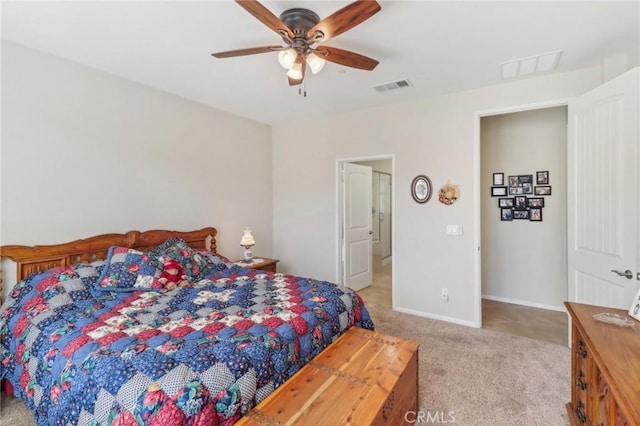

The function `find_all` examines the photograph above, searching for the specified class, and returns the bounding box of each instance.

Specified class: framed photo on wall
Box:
[498,198,514,208]
[411,175,433,203]
[491,186,507,197]
[527,198,545,208]
[534,185,552,196]
[501,208,513,221]
[513,210,529,220]
[529,208,543,222]
[493,173,504,186]
[536,171,549,185]
[508,175,534,195]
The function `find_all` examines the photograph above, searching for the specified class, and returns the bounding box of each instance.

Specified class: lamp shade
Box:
[240,227,255,247]
[307,53,326,74]
[286,61,303,80]
[277,49,297,69]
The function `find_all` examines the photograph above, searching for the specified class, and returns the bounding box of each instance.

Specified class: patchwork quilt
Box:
[0,240,373,425]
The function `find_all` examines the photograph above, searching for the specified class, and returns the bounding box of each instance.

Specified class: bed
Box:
[0,227,374,425]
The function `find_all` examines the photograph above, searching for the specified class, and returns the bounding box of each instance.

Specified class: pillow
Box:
[149,238,208,281]
[96,246,164,292]
[198,250,232,274]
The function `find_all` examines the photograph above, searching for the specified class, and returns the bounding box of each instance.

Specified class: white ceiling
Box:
[2,1,639,125]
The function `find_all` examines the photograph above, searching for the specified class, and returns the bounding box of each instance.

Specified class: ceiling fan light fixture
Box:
[277,49,297,69]
[286,62,303,80]
[307,53,326,74]
[211,1,382,87]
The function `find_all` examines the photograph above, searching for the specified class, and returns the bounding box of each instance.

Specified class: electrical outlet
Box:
[441,288,449,302]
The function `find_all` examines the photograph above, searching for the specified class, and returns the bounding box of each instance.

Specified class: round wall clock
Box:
[411,175,432,203]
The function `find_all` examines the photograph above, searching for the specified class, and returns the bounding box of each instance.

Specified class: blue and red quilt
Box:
[0,240,373,425]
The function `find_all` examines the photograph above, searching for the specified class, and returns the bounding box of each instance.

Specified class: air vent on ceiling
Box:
[372,79,413,93]
[501,51,562,80]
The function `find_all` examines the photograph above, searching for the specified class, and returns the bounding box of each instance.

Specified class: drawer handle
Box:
[576,370,587,391]
[577,339,587,358]
[576,401,587,424]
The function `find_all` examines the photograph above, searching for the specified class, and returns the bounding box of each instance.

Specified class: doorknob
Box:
[369,230,374,235]
[610,269,633,279]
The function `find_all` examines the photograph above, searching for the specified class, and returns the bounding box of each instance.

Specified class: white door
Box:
[342,162,373,291]
[567,67,639,308]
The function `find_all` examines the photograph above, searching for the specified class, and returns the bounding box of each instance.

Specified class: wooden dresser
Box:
[565,302,640,425]
[237,327,419,425]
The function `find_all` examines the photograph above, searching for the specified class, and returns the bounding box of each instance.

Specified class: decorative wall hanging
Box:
[491,170,552,222]
[411,175,432,203]
[438,183,460,206]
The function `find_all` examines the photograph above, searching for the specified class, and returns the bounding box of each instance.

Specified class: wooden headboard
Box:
[0,227,217,297]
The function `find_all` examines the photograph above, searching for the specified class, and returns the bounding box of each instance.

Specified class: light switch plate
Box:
[446,225,463,236]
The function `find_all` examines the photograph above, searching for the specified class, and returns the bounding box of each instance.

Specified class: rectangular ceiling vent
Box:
[373,79,413,93]
[501,51,562,80]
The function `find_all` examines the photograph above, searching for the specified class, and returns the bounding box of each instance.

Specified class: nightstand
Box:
[234,257,279,273]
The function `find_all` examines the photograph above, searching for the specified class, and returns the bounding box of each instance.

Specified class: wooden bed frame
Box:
[0,227,217,299]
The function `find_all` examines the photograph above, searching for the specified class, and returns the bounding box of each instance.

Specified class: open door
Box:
[567,67,639,308]
[341,162,373,291]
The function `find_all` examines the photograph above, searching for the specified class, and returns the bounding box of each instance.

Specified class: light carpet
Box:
[0,303,570,425]
[367,303,570,425]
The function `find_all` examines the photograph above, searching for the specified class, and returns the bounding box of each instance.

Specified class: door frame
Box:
[473,99,570,328]
[336,155,395,304]
[373,170,393,261]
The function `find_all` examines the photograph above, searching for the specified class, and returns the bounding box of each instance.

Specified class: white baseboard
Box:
[381,255,392,266]
[393,306,480,328]
[482,294,566,312]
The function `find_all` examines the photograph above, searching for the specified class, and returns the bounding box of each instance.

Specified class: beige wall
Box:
[1,41,273,299]
[272,68,603,326]
[481,107,568,310]
[1,40,624,326]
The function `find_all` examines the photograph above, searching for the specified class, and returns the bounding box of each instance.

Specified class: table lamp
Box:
[240,227,255,263]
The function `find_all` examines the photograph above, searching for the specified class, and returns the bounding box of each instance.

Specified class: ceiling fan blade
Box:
[315,46,379,70]
[306,0,381,42]
[236,0,294,40]
[211,45,282,58]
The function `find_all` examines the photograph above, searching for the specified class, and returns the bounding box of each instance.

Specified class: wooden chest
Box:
[237,327,419,425]
[565,302,640,425]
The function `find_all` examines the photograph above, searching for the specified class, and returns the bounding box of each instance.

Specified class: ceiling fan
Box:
[211,0,381,86]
